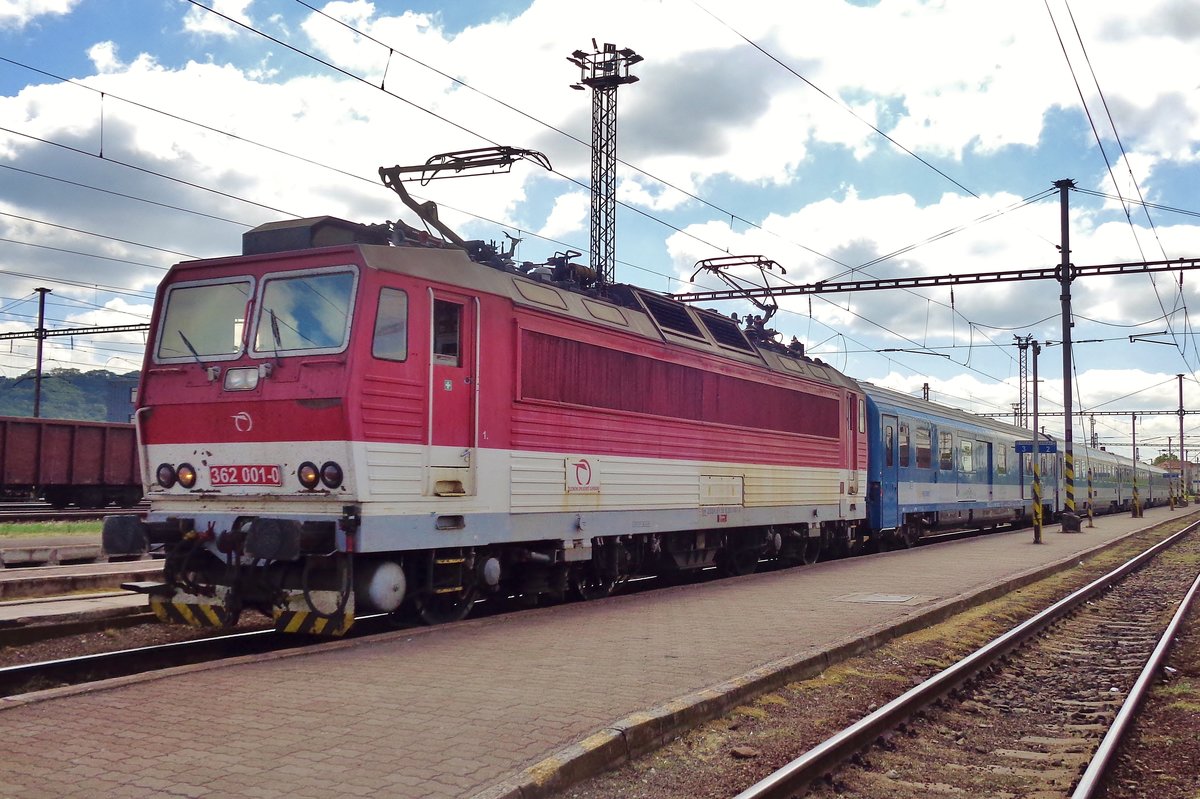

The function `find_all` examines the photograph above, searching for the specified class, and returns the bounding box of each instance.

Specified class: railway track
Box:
[0,502,147,523]
[735,519,1200,799]
[0,626,299,699]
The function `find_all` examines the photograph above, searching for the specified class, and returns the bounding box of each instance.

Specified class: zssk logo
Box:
[573,458,592,488]
[566,456,600,493]
[232,411,253,433]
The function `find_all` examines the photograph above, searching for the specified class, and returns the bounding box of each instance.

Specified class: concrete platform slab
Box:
[0,507,1192,799]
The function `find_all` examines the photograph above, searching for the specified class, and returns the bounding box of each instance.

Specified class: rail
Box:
[731,518,1200,799]
[1071,567,1200,798]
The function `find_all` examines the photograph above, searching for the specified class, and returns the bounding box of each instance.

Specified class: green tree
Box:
[0,368,135,421]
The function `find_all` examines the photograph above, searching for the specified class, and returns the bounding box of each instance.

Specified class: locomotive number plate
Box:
[209,464,282,486]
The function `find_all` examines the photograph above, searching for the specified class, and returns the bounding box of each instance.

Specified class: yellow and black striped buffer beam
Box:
[150,597,231,628]
[273,609,353,637]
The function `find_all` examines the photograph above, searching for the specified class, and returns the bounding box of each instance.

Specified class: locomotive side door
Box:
[428,291,477,448]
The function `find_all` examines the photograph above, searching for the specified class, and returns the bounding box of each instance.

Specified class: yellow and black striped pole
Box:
[1064,451,1075,513]
[1032,460,1042,544]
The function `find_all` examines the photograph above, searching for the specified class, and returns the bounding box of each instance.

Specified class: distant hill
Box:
[0,368,139,423]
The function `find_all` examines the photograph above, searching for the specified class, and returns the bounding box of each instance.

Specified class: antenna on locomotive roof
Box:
[379,147,552,248]
[689,255,785,325]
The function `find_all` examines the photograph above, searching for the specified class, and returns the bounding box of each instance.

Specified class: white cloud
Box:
[537,191,588,240]
[87,41,124,73]
[182,0,254,38]
[0,0,78,30]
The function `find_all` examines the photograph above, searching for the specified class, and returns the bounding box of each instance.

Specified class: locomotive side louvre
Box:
[112,219,869,633]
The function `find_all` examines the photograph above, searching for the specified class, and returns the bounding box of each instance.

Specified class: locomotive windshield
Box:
[251,267,356,355]
[156,279,252,362]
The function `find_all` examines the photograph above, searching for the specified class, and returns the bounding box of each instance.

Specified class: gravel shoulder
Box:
[555,518,1200,799]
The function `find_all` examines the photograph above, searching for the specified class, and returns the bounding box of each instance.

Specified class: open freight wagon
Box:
[0,415,142,507]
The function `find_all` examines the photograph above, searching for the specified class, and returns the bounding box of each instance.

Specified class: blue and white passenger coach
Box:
[863,383,1033,546]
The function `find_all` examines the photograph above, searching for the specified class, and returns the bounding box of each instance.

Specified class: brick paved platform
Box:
[1,506,1192,799]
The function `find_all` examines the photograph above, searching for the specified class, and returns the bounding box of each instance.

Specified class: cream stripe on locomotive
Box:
[144,441,864,548]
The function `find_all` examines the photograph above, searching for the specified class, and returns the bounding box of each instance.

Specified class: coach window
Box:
[915,425,932,468]
[997,446,1008,475]
[939,431,954,470]
[898,423,910,467]
[884,424,895,467]
[960,440,973,472]
[433,300,462,366]
[372,288,408,361]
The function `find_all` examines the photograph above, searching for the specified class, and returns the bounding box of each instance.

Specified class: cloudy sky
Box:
[3,0,1200,459]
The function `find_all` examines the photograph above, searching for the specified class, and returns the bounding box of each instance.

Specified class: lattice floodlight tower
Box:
[568,41,643,287]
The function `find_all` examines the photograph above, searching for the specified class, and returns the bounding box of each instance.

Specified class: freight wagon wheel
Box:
[414,588,477,625]
[77,487,106,508]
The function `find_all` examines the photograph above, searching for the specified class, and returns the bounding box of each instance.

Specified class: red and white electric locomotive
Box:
[105,169,868,635]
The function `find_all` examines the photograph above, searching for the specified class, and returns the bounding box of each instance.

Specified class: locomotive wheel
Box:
[800,536,821,565]
[414,588,476,625]
[571,568,616,601]
[716,546,759,577]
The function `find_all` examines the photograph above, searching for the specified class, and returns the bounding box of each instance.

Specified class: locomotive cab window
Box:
[433,300,462,366]
[372,288,409,361]
[252,267,356,355]
[156,278,252,363]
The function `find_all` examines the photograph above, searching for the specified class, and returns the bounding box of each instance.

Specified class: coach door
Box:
[879,414,900,528]
[979,441,993,499]
[429,291,477,449]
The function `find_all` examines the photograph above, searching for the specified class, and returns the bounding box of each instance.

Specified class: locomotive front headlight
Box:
[222,367,260,391]
[298,461,320,490]
[177,463,198,489]
[319,461,343,488]
[156,463,177,488]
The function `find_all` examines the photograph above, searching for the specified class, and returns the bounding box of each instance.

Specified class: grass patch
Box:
[0,520,102,538]
[732,705,769,721]
[1165,700,1200,713]
[756,694,789,707]
[1156,678,1197,698]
